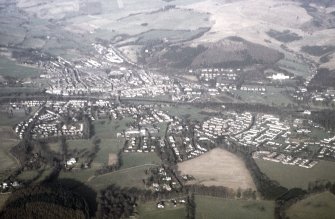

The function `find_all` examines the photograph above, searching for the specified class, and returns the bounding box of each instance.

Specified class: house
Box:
[66,158,76,166]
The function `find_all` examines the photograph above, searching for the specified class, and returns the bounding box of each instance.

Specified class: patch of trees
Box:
[97,185,138,219]
[185,193,196,219]
[11,49,54,65]
[0,183,90,219]
[275,180,335,219]
[161,45,207,69]
[311,110,335,130]
[308,68,335,91]
[301,45,335,56]
[191,37,284,69]
[267,29,302,43]
[298,0,335,8]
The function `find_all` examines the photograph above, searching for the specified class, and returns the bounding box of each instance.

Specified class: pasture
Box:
[195,195,275,219]
[0,193,10,211]
[231,86,295,107]
[138,201,186,219]
[120,152,161,169]
[178,148,256,190]
[0,127,19,180]
[286,192,335,219]
[255,159,335,189]
[0,57,39,79]
[162,105,210,122]
[87,165,154,191]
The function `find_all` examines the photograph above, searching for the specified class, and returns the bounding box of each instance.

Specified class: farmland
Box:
[0,57,39,79]
[255,159,335,189]
[286,192,335,219]
[0,127,19,181]
[120,152,161,169]
[0,193,10,210]
[87,165,154,191]
[138,201,186,219]
[178,148,256,190]
[195,195,275,219]
[162,105,210,122]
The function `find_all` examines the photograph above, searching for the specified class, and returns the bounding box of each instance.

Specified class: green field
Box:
[163,105,210,122]
[255,159,335,189]
[195,195,275,219]
[16,166,53,183]
[59,118,161,192]
[120,152,161,169]
[0,110,30,126]
[0,57,39,79]
[138,201,186,219]
[94,118,134,138]
[0,127,19,179]
[67,139,93,151]
[87,165,154,191]
[286,192,335,219]
[94,138,124,165]
[231,86,295,107]
[0,193,10,210]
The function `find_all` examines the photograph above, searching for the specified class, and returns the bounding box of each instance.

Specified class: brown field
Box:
[182,75,198,82]
[108,153,118,166]
[183,0,311,46]
[178,148,255,190]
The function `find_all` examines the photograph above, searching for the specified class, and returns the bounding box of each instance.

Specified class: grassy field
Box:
[286,192,335,219]
[0,127,19,179]
[255,159,335,189]
[0,193,10,211]
[195,195,275,219]
[93,138,125,167]
[87,165,155,191]
[67,139,93,151]
[94,118,134,138]
[163,105,210,122]
[231,86,295,107]
[0,57,39,79]
[16,166,53,183]
[178,148,255,190]
[138,201,186,219]
[120,152,161,169]
[0,110,29,126]
[59,118,161,192]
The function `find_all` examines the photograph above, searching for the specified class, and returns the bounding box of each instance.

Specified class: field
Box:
[182,0,311,46]
[87,165,155,191]
[0,127,19,180]
[0,57,39,79]
[120,152,161,169]
[178,148,256,190]
[255,159,335,189]
[58,118,162,192]
[108,153,117,166]
[138,201,186,219]
[16,166,53,183]
[286,192,335,219]
[195,195,275,219]
[0,193,10,211]
[162,105,210,122]
[231,87,295,107]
